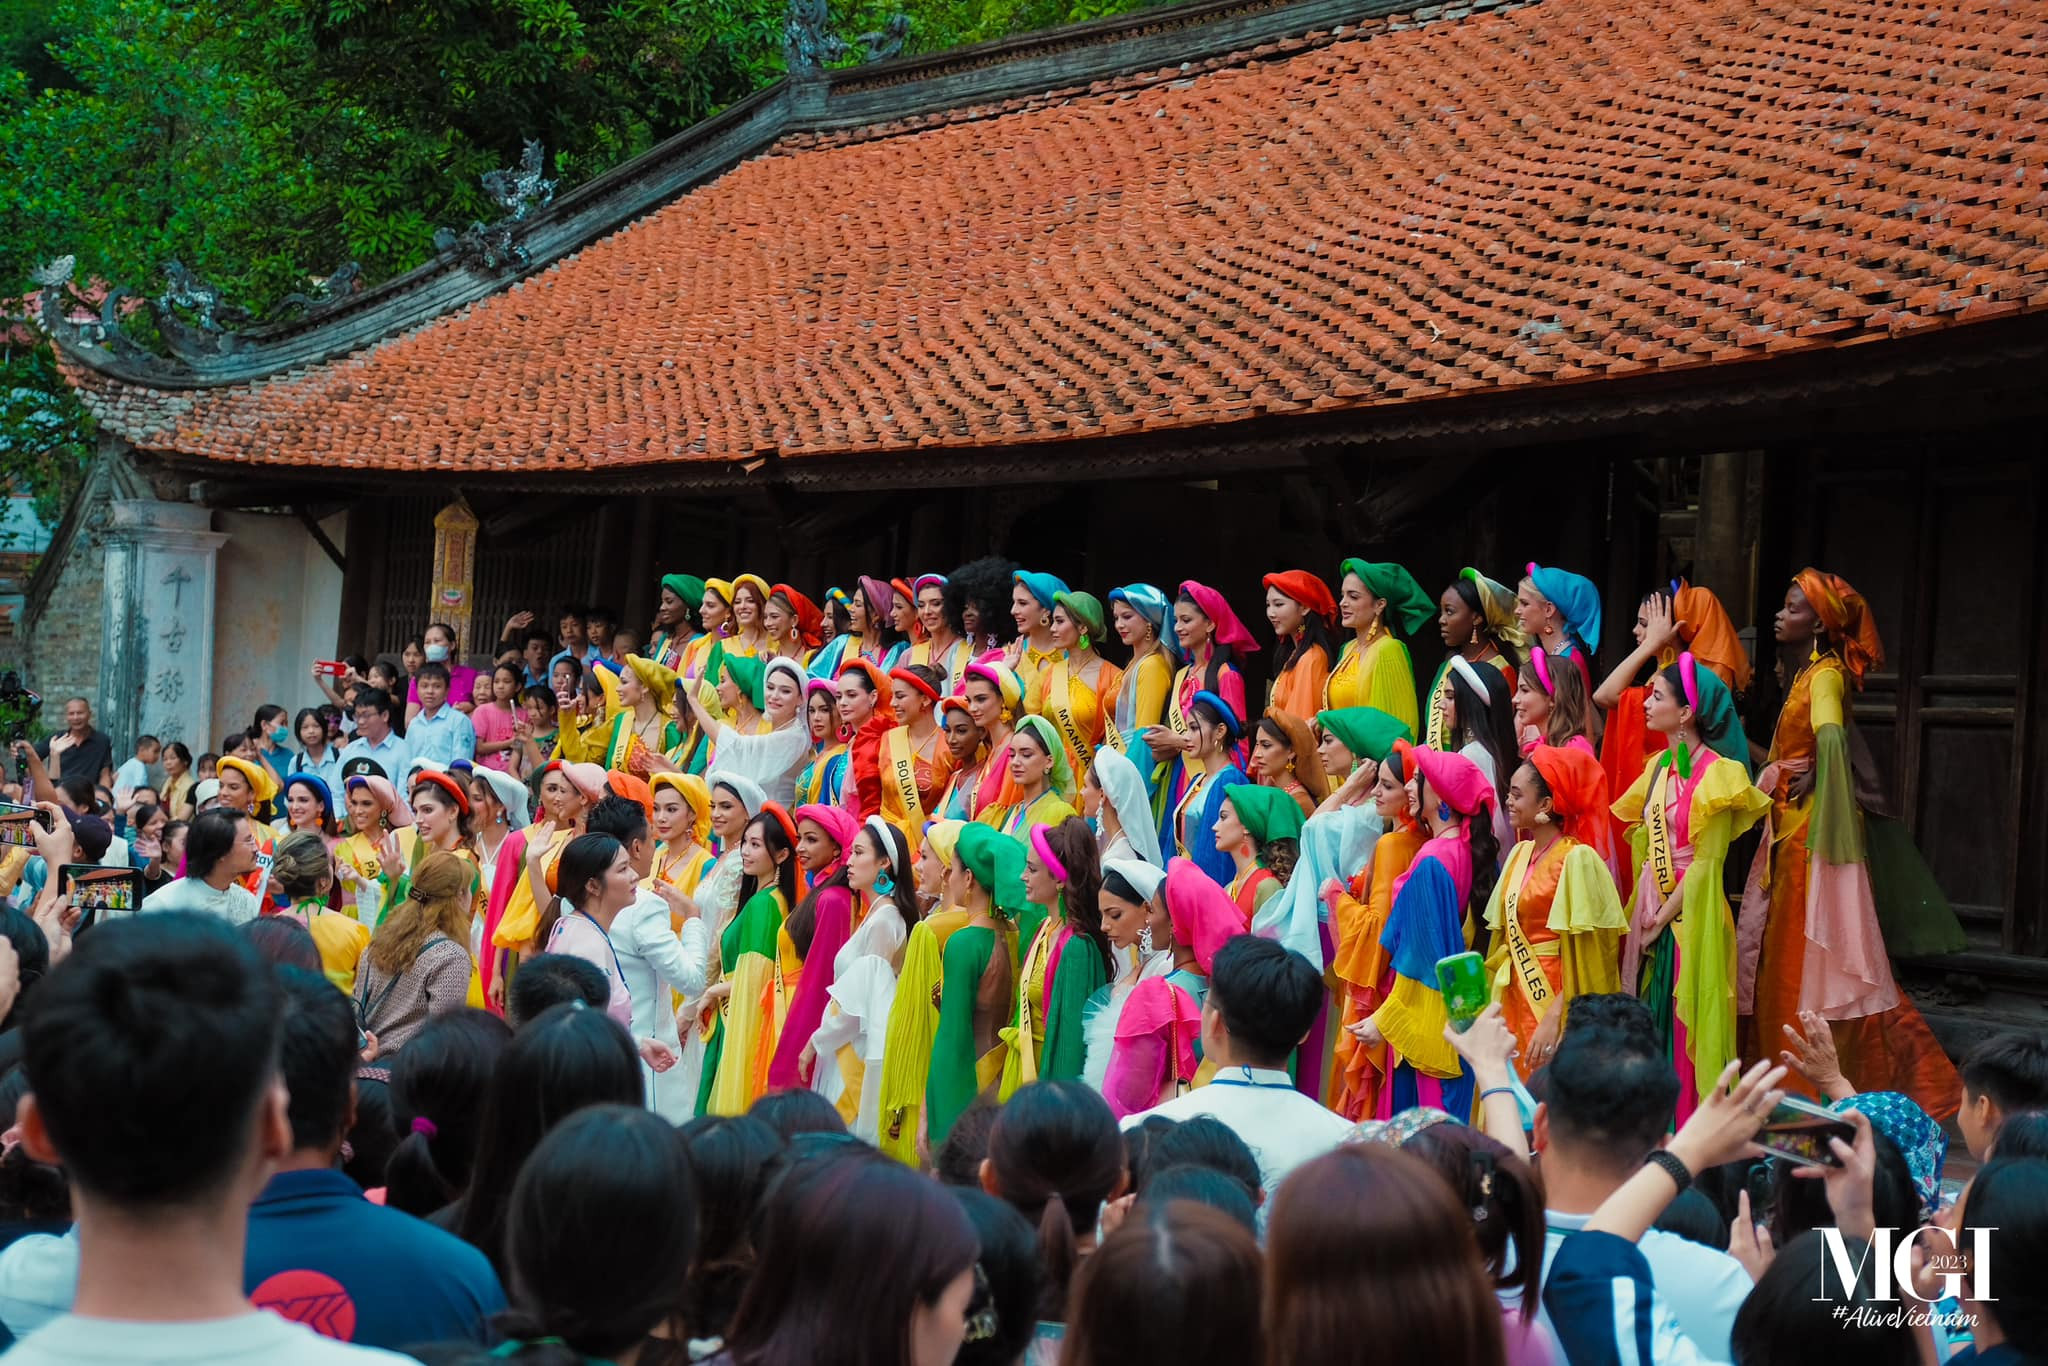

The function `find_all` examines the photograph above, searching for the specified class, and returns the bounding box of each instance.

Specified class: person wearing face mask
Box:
[251,705,295,784]
[407,622,480,725]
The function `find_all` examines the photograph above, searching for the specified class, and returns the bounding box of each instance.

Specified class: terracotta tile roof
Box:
[59,0,2048,472]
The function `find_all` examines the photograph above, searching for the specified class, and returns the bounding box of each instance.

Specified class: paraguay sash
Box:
[1502,847,1556,1018]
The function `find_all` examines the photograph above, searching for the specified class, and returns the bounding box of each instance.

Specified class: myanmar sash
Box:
[1502,849,1556,1018]
[884,726,925,830]
[1047,663,1090,771]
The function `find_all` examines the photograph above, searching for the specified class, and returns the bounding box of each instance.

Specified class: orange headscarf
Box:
[606,771,654,820]
[1794,568,1883,688]
[1671,580,1752,693]
[1527,744,1613,850]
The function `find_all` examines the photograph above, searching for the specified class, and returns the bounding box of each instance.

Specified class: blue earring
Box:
[874,873,895,896]
[1438,801,1453,823]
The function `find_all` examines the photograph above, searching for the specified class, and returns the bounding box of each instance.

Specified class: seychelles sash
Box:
[1047,664,1090,771]
[884,726,925,830]
[1501,851,1556,1017]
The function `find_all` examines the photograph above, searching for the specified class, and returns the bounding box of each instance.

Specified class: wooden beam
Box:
[297,506,347,573]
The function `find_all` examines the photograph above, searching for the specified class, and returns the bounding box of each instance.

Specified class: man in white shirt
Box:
[1531,996,1754,1360]
[586,794,709,1121]
[140,809,261,925]
[1122,935,1350,1200]
[6,911,409,1364]
[337,688,410,783]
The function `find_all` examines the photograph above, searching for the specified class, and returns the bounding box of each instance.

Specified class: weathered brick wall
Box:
[23,520,105,736]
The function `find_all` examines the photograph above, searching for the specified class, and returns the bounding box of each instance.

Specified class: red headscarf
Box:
[409,771,470,816]
[1260,570,1337,625]
[890,666,943,707]
[772,583,825,648]
[890,577,924,642]
[1794,569,1883,688]
[1178,581,1261,654]
[1526,744,1613,849]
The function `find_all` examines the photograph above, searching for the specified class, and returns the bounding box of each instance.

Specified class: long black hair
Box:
[1447,662,1518,811]
[454,1003,644,1279]
[1177,588,1236,694]
[735,813,800,916]
[784,826,850,961]
[1270,598,1336,685]
[534,831,623,948]
[986,1080,1127,1322]
[1045,817,1111,982]
[676,1115,787,1345]
[862,820,921,926]
[385,1008,514,1218]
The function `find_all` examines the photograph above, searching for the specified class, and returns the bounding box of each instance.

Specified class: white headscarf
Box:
[1104,857,1167,907]
[1092,745,1162,868]
[708,770,767,815]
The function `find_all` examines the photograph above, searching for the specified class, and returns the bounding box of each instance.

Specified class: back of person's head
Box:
[1540,1022,1678,1174]
[1730,1230,1920,1366]
[1136,1165,1258,1233]
[184,808,246,880]
[950,1187,1042,1366]
[1769,1127,1920,1247]
[984,1080,1127,1320]
[22,912,284,1206]
[497,1105,696,1365]
[242,916,322,975]
[345,1072,400,1191]
[1993,1108,2048,1160]
[934,1099,1002,1187]
[274,967,358,1153]
[584,793,649,848]
[1206,935,1322,1066]
[386,1008,515,1217]
[1265,1144,1504,1366]
[507,953,610,1027]
[1121,1115,1180,1193]
[749,1087,847,1141]
[58,774,97,813]
[1143,1115,1260,1205]
[0,908,48,1030]
[0,1067,67,1224]
[1066,1199,1263,1366]
[457,1002,643,1275]
[1653,1186,1732,1249]
[725,1149,977,1364]
[1960,1157,2048,1354]
[1963,1032,2048,1114]
[1403,1121,1545,1304]
[1560,992,1660,1047]
[677,1115,787,1343]
[271,830,333,901]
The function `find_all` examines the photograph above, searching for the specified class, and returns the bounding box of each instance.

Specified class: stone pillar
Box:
[99,500,229,754]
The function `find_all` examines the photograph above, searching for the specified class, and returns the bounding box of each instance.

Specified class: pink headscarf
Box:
[560,761,610,806]
[345,775,414,828]
[1399,741,1496,818]
[1178,581,1261,655]
[795,802,860,875]
[1164,858,1245,973]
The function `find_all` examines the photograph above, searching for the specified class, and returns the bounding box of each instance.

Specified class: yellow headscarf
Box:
[650,772,712,845]
[218,755,279,806]
[924,818,965,869]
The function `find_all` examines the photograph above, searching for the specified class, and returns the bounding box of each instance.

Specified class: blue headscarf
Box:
[1525,562,1603,652]
[1191,689,1243,739]
[1833,1091,1946,1221]
[284,772,335,821]
[1012,570,1069,612]
[1108,584,1177,661]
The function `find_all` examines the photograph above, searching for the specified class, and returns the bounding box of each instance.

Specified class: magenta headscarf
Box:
[1163,857,1244,973]
[794,803,860,875]
[766,803,862,1090]
[1399,741,1496,818]
[1178,581,1261,654]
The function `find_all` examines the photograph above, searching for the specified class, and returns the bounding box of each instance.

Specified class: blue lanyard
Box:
[1206,1068,1291,1090]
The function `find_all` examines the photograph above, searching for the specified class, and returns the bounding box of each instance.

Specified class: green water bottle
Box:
[1436,951,1489,1032]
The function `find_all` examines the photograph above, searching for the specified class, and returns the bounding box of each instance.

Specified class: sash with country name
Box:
[1644,761,1681,900]
[1046,661,1091,773]
[884,726,925,831]
[1502,846,1556,1017]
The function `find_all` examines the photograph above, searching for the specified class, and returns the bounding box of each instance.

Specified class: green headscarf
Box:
[661,573,709,613]
[956,824,1028,916]
[1011,714,1075,798]
[1316,706,1413,765]
[1338,559,1434,637]
[1223,783,1307,845]
[718,652,767,711]
[1052,590,1106,643]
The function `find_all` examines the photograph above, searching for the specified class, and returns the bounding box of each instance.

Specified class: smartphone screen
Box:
[1758,1096,1855,1168]
[63,864,146,928]
[0,803,49,849]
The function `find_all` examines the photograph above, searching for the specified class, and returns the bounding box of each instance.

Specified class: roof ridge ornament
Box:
[433,141,558,272]
[786,0,909,76]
